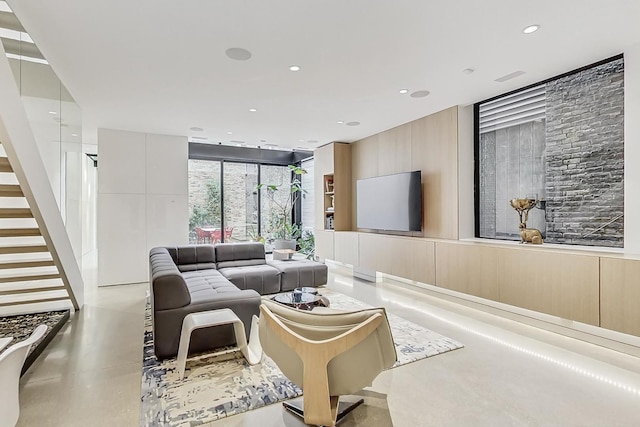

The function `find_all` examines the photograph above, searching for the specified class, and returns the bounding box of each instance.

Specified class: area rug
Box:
[140,289,463,426]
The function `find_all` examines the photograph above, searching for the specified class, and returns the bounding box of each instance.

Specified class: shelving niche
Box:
[323,174,335,230]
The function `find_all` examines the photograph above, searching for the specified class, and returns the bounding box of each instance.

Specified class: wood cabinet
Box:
[435,241,499,301]
[600,257,640,336]
[313,143,352,232]
[496,247,600,326]
[314,230,335,260]
[334,232,359,267]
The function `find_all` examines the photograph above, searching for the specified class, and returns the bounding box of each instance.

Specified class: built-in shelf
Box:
[324,174,335,230]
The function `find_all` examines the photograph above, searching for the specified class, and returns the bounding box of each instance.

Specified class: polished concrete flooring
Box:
[16,267,640,427]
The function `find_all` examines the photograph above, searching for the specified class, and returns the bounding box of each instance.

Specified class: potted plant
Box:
[257,165,307,257]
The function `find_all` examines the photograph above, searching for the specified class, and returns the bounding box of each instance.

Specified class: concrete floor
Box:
[16,267,640,427]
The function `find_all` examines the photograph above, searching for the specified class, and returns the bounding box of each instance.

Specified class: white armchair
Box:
[259,299,397,426]
[0,324,47,427]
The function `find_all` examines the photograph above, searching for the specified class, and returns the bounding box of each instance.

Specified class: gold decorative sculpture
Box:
[519,223,543,244]
[509,198,543,244]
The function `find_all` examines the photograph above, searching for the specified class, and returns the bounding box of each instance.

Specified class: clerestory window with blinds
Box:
[475,55,624,248]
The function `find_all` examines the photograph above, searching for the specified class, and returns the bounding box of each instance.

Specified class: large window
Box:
[300,158,315,232]
[188,160,221,243]
[476,56,624,247]
[223,162,259,243]
[187,148,313,246]
[260,165,292,241]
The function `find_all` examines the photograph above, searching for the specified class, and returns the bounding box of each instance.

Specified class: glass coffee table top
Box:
[272,291,329,310]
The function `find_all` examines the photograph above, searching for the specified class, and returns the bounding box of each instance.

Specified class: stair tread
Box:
[0,273,61,283]
[0,285,66,296]
[0,259,55,269]
[0,208,32,218]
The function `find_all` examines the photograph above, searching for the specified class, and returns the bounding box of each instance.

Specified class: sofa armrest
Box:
[152,271,191,310]
[150,247,191,310]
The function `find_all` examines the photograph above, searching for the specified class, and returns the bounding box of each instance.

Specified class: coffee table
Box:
[272,291,329,311]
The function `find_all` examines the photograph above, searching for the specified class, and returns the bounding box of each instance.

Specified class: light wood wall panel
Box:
[334,231,359,267]
[351,135,379,228]
[411,106,459,239]
[377,124,412,176]
[315,230,335,260]
[333,143,352,231]
[496,248,600,326]
[435,242,499,301]
[600,257,640,336]
[313,144,334,231]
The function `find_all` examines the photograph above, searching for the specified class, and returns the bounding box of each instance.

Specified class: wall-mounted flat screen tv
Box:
[356,170,422,232]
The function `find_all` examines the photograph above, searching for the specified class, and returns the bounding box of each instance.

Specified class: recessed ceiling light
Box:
[249,108,257,112]
[462,68,475,75]
[410,90,430,98]
[227,131,233,135]
[289,65,301,72]
[337,121,344,124]
[71,133,78,137]
[523,24,540,34]
[299,139,305,142]
[399,89,409,94]
[225,47,252,61]
[346,121,360,126]
[48,111,57,115]
[190,126,204,132]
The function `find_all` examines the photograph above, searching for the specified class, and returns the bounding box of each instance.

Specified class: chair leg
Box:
[283,397,364,426]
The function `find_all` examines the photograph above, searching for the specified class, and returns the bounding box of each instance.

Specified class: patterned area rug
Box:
[140,289,463,426]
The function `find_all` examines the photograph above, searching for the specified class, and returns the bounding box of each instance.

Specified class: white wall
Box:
[97,129,188,285]
[457,105,475,239]
[624,44,640,255]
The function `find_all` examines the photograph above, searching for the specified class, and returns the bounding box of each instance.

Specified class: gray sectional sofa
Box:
[149,242,327,359]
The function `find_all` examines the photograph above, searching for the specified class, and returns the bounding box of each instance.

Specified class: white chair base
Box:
[176,309,261,379]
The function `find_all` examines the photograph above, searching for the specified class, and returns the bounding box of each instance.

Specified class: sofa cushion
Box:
[165,245,217,272]
[215,242,267,269]
[218,264,281,295]
[181,269,241,304]
[267,259,328,291]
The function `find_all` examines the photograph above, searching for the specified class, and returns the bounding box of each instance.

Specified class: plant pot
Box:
[273,239,296,260]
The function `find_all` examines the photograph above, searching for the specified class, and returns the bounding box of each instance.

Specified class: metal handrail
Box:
[581,214,624,238]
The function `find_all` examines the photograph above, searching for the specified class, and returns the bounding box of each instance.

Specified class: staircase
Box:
[0,142,76,315]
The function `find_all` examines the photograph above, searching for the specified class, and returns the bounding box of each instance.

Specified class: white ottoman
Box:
[176,309,261,379]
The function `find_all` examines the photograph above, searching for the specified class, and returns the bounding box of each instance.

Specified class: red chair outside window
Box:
[210,228,222,244]
[223,226,234,242]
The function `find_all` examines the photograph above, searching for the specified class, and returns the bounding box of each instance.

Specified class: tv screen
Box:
[356,171,422,232]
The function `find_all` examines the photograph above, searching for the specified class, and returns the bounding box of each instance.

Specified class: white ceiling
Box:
[7,0,640,150]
